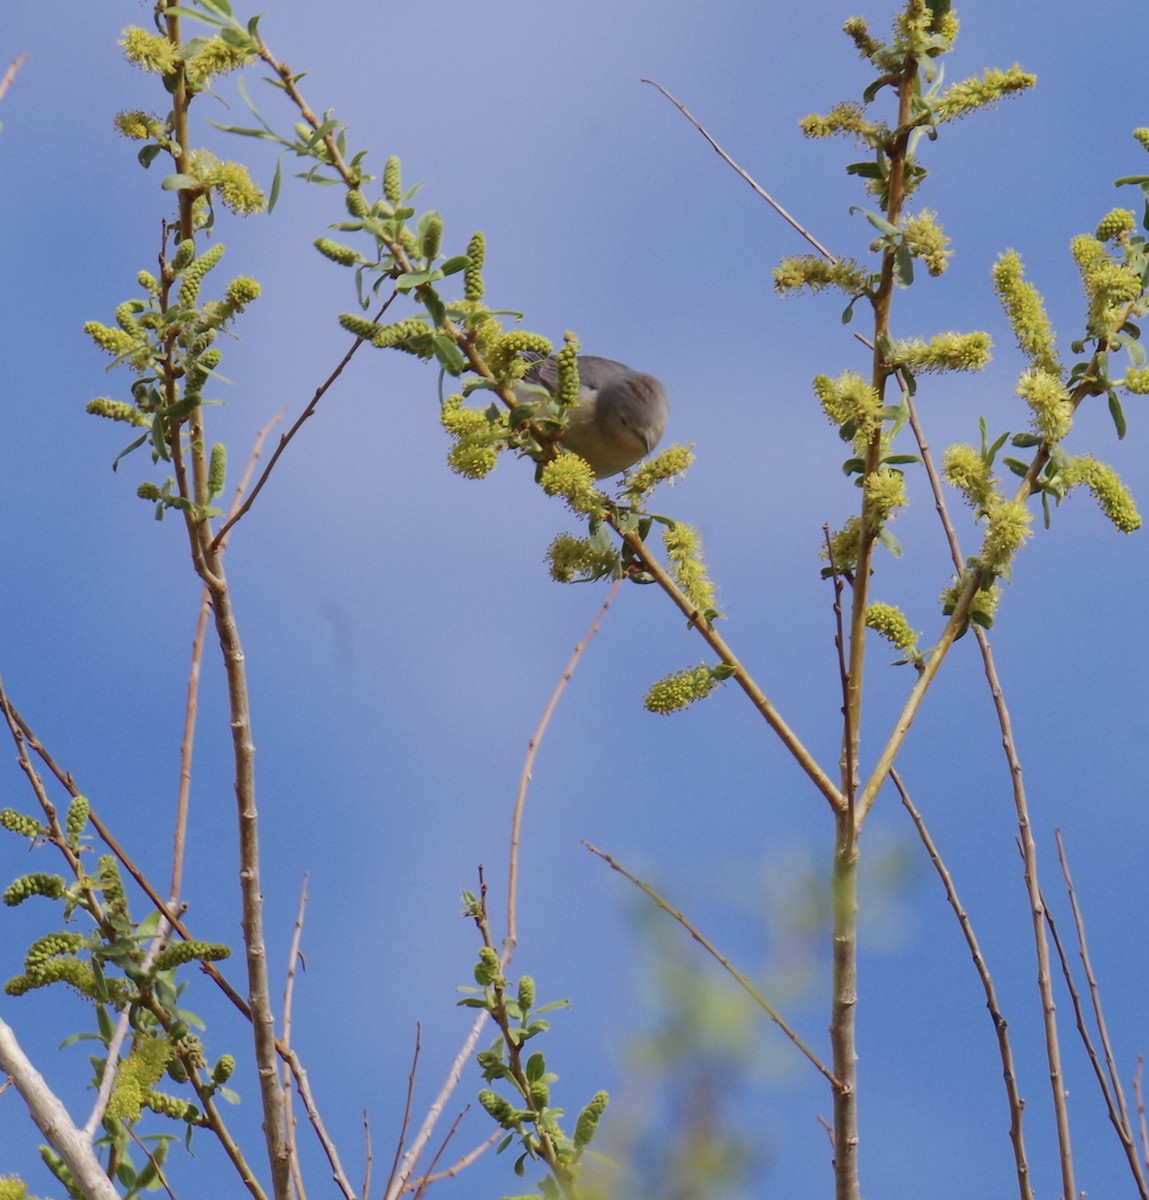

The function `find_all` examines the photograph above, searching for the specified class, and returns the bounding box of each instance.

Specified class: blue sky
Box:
[2,2,1147,1198]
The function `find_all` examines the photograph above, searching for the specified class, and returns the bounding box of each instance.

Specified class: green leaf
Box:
[882,453,921,466]
[162,6,228,28]
[1011,432,1041,447]
[877,526,902,558]
[986,429,1010,462]
[431,335,466,375]
[1107,389,1128,439]
[268,157,283,212]
[845,161,883,180]
[161,174,199,192]
[1001,456,1029,477]
[439,255,470,277]
[423,289,447,328]
[852,207,899,237]
[137,144,163,169]
[529,999,569,1017]
[525,1052,546,1082]
[112,433,149,473]
[893,243,914,287]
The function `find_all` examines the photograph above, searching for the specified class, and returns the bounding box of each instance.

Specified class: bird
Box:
[518,353,669,479]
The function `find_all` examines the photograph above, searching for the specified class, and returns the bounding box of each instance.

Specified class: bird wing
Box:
[521,354,630,394]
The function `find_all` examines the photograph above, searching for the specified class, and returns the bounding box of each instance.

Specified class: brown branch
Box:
[892,365,1077,1199]
[404,1130,500,1191]
[822,526,856,819]
[407,1107,468,1200]
[618,527,843,810]
[126,1122,179,1200]
[0,51,28,104]
[362,1110,374,1200]
[174,412,283,903]
[1053,831,1149,1198]
[210,321,390,549]
[582,840,841,1090]
[1135,1059,1149,1175]
[383,1028,421,1200]
[382,1011,490,1200]
[892,769,1031,1200]
[282,873,310,1200]
[507,579,620,950]
[641,78,837,260]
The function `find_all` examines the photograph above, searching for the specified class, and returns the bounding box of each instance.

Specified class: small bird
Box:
[519,353,669,479]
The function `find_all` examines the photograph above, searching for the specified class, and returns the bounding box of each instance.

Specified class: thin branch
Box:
[174,411,282,902]
[407,1106,467,1200]
[1053,831,1149,1198]
[822,526,856,820]
[892,769,1031,1200]
[618,527,844,811]
[507,579,621,950]
[84,923,171,1137]
[892,368,1076,1198]
[582,840,841,1091]
[210,326,389,549]
[405,1130,500,1191]
[382,1010,491,1200]
[173,590,209,903]
[0,51,28,104]
[282,873,311,1200]
[362,1110,374,1200]
[126,1122,179,1200]
[641,78,837,260]
[1134,1059,1149,1174]
[384,1028,421,1200]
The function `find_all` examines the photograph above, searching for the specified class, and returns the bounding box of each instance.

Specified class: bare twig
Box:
[822,526,856,819]
[641,78,837,261]
[1053,832,1149,1198]
[407,1106,468,1200]
[384,1027,422,1200]
[617,527,844,811]
[382,1010,491,1200]
[282,873,311,1200]
[210,327,390,549]
[1134,1059,1149,1174]
[174,412,282,903]
[893,367,1075,1198]
[126,1122,179,1200]
[507,579,621,949]
[892,769,1031,1200]
[582,840,841,1090]
[405,1129,500,1191]
[362,1111,374,1200]
[173,591,209,903]
[0,51,28,104]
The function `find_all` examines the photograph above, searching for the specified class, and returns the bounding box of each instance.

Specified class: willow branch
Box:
[618,527,843,809]
[641,78,837,260]
[583,840,841,1090]
[507,580,620,949]
[1054,831,1149,1198]
[893,769,1031,1200]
